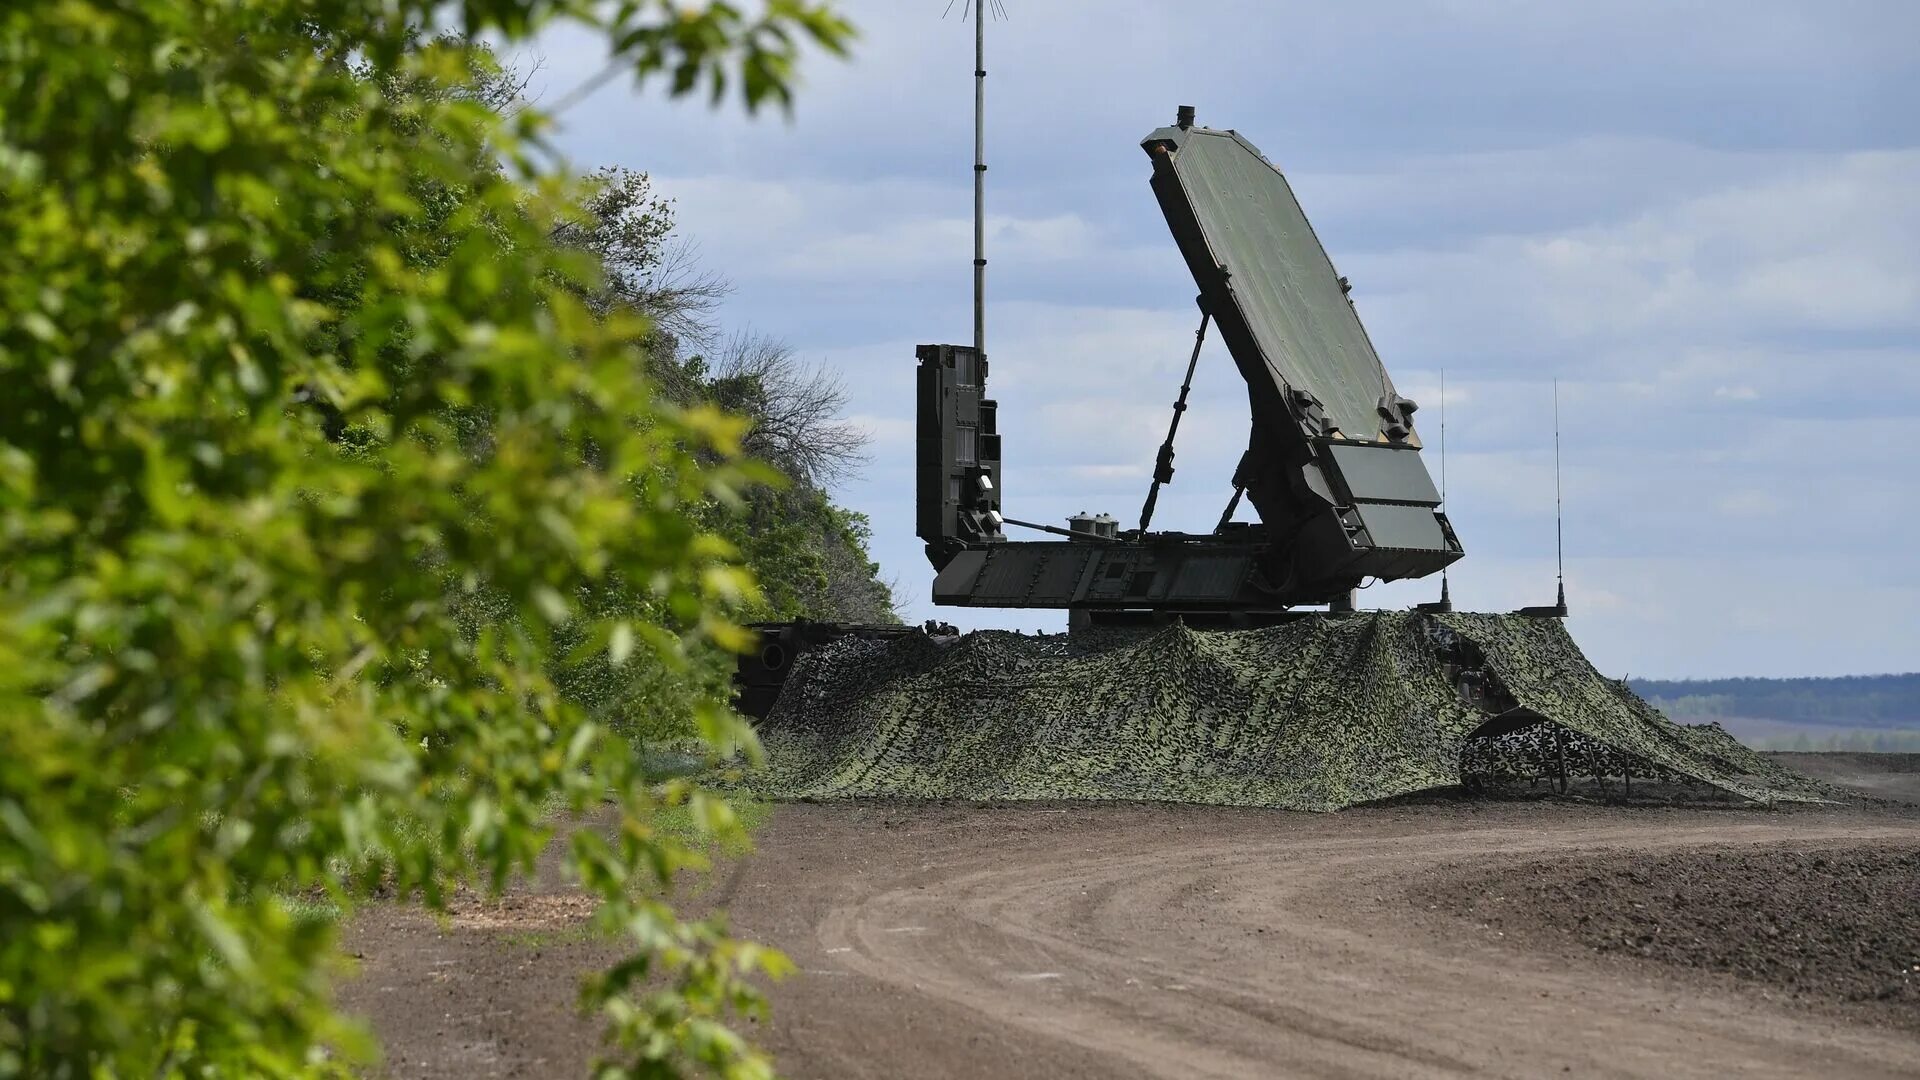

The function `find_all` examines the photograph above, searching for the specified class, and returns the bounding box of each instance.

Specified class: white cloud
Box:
[846,413,912,447]
[1713,491,1787,518]
[1354,150,1920,374]
[774,212,1099,279]
[1064,464,1145,483]
[1374,552,1920,678]
[523,1,1920,676]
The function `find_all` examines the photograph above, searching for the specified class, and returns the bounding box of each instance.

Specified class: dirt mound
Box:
[754,612,1829,811]
[1417,843,1920,1031]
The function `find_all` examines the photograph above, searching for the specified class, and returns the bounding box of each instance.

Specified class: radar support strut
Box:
[1139,306,1211,531]
[1214,485,1245,533]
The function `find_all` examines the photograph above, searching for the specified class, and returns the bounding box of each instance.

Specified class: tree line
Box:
[1632,673,1920,728]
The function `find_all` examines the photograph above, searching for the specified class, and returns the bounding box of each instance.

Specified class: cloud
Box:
[651,173,1115,286]
[1713,491,1788,518]
[846,413,912,447]
[791,141,1920,671]
[522,1,1920,677]
[1373,553,1920,678]
[775,212,1099,280]
[520,0,1920,179]
[1353,150,1920,376]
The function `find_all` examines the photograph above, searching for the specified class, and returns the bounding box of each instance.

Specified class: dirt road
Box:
[341,797,1920,1078]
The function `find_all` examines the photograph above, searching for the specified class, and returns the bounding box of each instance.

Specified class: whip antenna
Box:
[1439,369,1450,606]
[1517,378,1569,618]
[962,0,1001,358]
[1418,369,1453,613]
[1553,378,1566,609]
[1554,379,1563,591]
[941,1,997,353]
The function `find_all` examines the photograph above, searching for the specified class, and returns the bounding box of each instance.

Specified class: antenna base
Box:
[1518,581,1568,619]
[1415,575,1453,614]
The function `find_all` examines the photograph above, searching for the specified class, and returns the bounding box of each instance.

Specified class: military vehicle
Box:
[737,106,1482,715]
[918,106,1461,626]
[727,97,1827,812]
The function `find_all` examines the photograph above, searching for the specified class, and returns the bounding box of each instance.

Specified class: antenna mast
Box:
[1553,379,1564,592]
[1517,379,1571,618]
[971,0,986,359]
[1417,369,1454,613]
[1439,369,1450,605]
[1440,370,1448,504]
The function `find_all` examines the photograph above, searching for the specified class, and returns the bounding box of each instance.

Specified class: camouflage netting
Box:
[751,612,1830,811]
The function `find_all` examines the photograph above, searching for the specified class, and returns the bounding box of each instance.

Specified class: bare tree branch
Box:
[707,331,868,487]
[624,237,728,351]
[549,168,730,351]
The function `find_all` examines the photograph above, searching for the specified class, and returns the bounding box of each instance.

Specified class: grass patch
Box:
[278,893,344,930]
[651,792,770,857]
[498,922,619,950]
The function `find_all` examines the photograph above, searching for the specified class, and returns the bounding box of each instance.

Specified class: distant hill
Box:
[1629,673,1920,750]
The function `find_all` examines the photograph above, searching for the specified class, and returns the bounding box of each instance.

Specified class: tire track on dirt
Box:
[812,813,1920,1079]
[339,801,1920,1078]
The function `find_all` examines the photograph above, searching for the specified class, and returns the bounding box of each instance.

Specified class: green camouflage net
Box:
[752,612,1829,811]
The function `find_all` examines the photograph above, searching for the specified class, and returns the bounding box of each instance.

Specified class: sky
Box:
[515,1,1920,680]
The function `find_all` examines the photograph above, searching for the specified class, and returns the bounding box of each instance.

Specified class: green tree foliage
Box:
[527,150,899,631]
[683,334,895,625]
[552,165,730,346]
[540,163,897,628]
[732,495,895,624]
[0,2,850,1077]
[529,162,897,746]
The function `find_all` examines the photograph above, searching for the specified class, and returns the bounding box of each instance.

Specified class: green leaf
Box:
[1,3,844,1073]
[532,585,571,624]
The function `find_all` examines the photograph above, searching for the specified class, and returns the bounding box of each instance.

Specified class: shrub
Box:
[0,2,850,1076]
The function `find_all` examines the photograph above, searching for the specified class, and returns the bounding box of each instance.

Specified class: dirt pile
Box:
[1418,844,1920,1030]
[753,612,1829,810]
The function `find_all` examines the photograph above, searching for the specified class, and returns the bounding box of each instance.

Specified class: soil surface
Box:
[1767,752,1920,804]
[1416,843,1920,1030]
[339,788,1920,1079]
